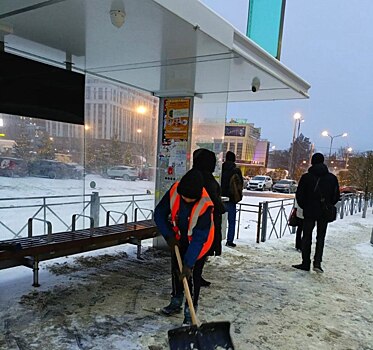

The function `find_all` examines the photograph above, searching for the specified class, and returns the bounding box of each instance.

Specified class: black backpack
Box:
[229,172,243,203]
[314,177,337,222]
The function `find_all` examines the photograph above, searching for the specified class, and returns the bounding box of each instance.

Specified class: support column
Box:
[153,96,194,249]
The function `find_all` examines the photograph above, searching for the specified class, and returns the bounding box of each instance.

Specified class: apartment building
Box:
[224,119,269,175]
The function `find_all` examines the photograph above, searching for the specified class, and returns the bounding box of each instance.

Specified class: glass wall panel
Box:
[83,76,159,225]
[0,113,85,240]
[191,94,229,181]
[0,76,159,241]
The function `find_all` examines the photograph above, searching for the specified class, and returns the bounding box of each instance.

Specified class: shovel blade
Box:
[168,324,199,350]
[168,321,234,350]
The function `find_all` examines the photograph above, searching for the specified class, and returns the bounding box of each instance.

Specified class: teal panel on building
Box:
[246,0,286,59]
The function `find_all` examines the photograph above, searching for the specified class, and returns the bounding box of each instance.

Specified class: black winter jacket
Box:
[296,163,340,220]
[197,171,225,256]
[221,161,243,203]
[192,148,226,256]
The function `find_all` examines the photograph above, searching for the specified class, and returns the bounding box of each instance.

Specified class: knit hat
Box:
[311,153,325,165]
[226,151,236,162]
[177,169,203,199]
[193,148,216,173]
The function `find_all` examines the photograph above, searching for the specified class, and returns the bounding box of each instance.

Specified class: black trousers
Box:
[170,246,206,307]
[295,219,304,250]
[301,218,328,266]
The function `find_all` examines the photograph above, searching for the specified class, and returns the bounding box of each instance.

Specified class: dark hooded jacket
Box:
[193,149,225,256]
[221,160,243,203]
[296,163,340,220]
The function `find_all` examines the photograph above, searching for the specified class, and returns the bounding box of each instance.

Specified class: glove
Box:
[166,236,179,250]
[179,265,192,281]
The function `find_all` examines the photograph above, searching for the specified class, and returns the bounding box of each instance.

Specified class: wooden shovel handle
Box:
[174,245,199,326]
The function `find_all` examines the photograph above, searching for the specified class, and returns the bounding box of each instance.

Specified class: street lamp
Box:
[137,129,144,175]
[136,106,147,115]
[321,130,348,159]
[345,147,353,169]
[289,112,303,178]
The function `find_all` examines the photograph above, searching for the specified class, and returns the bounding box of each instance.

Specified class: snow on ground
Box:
[0,177,372,349]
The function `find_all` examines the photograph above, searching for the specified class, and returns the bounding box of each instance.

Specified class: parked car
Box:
[339,186,364,194]
[29,159,72,179]
[65,163,85,179]
[0,157,28,177]
[139,167,156,181]
[247,175,273,191]
[272,179,298,193]
[107,165,139,181]
[243,176,250,189]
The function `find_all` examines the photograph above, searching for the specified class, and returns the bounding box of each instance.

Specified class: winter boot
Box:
[182,305,197,326]
[200,277,211,287]
[313,263,324,273]
[161,296,183,316]
[292,263,310,271]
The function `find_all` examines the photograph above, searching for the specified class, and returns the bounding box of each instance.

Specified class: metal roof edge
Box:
[153,0,235,48]
[233,31,311,98]
[153,0,310,99]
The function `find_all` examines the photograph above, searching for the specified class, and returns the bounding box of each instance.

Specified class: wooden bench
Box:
[0,209,159,286]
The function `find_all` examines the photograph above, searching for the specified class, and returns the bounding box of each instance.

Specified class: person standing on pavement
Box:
[292,153,340,273]
[221,151,243,247]
[193,148,226,286]
[294,198,304,252]
[154,169,214,325]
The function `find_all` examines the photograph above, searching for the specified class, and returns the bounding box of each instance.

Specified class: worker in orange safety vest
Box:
[154,168,214,326]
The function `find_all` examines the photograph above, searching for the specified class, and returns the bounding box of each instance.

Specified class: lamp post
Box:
[289,112,303,179]
[136,104,147,166]
[321,131,348,159]
[345,147,352,169]
[137,128,144,176]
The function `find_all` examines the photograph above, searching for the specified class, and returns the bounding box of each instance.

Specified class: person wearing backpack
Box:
[221,151,243,247]
[292,153,340,273]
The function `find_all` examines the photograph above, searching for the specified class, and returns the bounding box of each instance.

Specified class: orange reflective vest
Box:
[169,182,214,260]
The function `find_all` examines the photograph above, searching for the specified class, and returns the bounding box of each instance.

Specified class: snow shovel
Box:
[168,245,234,350]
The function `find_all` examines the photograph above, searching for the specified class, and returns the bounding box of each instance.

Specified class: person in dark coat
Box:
[154,169,214,325]
[221,151,243,247]
[294,199,304,251]
[193,148,226,286]
[293,153,340,273]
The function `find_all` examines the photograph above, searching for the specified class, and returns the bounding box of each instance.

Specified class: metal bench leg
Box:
[32,256,40,287]
[137,242,142,259]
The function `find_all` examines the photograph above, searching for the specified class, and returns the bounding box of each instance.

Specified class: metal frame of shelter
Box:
[0,0,311,249]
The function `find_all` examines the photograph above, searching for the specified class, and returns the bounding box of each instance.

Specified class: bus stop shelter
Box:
[0,0,311,259]
[0,0,310,221]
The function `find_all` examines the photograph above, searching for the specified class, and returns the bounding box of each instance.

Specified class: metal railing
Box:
[236,202,261,243]
[0,192,154,241]
[0,194,92,239]
[1,191,371,242]
[235,192,372,243]
[338,193,372,219]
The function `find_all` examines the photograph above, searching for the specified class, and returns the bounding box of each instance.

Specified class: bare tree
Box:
[347,151,373,218]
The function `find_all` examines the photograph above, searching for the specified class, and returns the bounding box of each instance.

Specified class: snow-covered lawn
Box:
[0,176,372,349]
